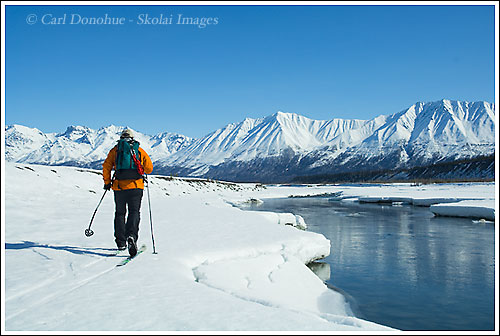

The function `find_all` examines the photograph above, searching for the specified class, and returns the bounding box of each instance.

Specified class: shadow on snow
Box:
[5,241,117,257]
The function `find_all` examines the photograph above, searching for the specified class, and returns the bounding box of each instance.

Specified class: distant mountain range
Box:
[5,99,496,183]
[5,124,195,168]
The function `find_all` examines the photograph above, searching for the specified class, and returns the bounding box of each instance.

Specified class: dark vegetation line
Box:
[291,154,495,184]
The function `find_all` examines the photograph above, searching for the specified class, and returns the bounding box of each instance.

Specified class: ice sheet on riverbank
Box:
[247,182,496,221]
[4,163,392,331]
[430,199,495,221]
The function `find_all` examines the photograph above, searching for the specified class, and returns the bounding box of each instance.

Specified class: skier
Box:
[102,128,153,256]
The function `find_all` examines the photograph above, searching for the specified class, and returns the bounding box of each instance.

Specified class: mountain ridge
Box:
[5,99,495,182]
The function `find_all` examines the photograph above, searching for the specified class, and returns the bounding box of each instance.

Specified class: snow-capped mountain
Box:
[158,112,381,175]
[5,125,195,169]
[5,99,495,182]
[303,100,496,174]
[155,99,495,181]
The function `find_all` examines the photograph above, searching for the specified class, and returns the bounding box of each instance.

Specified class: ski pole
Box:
[85,189,108,237]
[145,175,157,254]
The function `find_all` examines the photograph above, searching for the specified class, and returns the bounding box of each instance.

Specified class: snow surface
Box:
[3,163,392,331]
[3,162,495,332]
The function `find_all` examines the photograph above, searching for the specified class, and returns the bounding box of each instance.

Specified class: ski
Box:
[116,244,147,267]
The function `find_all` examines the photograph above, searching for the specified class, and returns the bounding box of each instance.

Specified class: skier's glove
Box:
[104,183,112,190]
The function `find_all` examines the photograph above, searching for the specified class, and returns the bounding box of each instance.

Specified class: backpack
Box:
[114,139,144,180]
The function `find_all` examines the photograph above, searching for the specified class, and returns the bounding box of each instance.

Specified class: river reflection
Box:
[246,198,495,331]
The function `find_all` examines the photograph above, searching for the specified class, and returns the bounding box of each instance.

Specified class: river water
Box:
[245,197,495,331]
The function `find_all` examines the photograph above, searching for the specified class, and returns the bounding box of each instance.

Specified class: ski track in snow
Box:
[5,249,128,321]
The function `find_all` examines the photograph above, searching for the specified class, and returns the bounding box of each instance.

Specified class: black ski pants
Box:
[113,188,143,246]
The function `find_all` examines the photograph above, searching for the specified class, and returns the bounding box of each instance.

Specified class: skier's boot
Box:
[116,240,127,251]
[127,236,138,257]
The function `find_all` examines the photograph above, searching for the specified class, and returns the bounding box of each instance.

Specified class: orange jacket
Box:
[103,146,153,191]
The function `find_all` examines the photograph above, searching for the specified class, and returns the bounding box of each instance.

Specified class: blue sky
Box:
[5,4,496,138]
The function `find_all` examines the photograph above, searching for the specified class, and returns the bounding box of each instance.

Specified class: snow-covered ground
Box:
[3,163,393,331]
[3,163,496,331]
